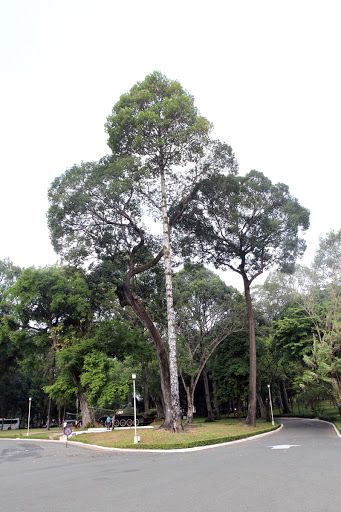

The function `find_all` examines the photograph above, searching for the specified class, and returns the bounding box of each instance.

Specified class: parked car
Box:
[42,421,59,428]
[63,419,78,427]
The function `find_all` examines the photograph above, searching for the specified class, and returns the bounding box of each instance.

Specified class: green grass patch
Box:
[0,430,25,439]
[0,427,63,440]
[334,420,341,434]
[72,419,279,450]
[27,433,62,440]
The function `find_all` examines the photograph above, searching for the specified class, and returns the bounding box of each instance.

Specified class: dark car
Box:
[42,421,59,428]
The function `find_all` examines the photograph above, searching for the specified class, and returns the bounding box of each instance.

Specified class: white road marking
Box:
[268,444,301,449]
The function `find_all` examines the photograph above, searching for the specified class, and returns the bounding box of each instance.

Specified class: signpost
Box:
[132,373,140,444]
[64,426,72,447]
[268,384,275,426]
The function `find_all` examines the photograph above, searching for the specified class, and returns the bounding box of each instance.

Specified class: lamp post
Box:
[268,384,275,426]
[132,373,140,444]
[27,397,32,436]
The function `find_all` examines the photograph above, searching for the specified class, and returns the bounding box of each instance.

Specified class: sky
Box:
[1,0,340,290]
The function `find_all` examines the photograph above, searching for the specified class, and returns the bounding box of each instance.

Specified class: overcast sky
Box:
[1,0,340,289]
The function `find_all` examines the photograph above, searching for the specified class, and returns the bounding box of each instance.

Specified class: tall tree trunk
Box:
[280,379,291,414]
[297,398,301,415]
[160,165,182,433]
[141,358,149,412]
[46,397,52,431]
[116,284,173,428]
[78,391,95,426]
[203,365,214,422]
[185,388,194,425]
[150,394,164,420]
[46,345,56,431]
[257,391,267,420]
[237,396,242,421]
[278,391,284,414]
[232,399,237,418]
[243,277,257,427]
[69,372,95,426]
[180,372,195,425]
[212,372,220,420]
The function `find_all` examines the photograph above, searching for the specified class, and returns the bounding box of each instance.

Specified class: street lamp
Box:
[132,373,140,444]
[268,384,275,426]
[27,397,32,436]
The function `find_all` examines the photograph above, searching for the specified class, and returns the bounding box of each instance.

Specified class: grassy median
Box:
[0,419,279,447]
[71,418,279,450]
[0,427,63,440]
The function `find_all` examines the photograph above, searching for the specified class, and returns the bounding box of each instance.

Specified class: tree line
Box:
[1,72,339,430]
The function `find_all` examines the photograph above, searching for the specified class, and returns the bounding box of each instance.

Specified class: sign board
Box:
[64,426,72,437]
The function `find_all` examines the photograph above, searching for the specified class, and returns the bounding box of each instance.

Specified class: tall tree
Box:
[0,259,22,378]
[0,259,25,421]
[178,170,309,425]
[269,306,314,412]
[6,265,95,427]
[49,72,237,431]
[105,71,213,431]
[299,230,341,409]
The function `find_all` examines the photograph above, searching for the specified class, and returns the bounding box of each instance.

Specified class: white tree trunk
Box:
[160,167,182,432]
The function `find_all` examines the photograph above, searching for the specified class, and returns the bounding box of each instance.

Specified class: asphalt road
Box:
[1,418,340,512]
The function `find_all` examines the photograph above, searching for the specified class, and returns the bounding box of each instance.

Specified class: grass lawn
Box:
[334,420,341,434]
[71,418,279,450]
[0,427,63,440]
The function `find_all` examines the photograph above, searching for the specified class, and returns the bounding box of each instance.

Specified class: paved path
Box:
[0,418,340,512]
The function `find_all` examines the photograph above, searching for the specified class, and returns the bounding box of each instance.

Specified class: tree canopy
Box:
[178,169,310,426]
